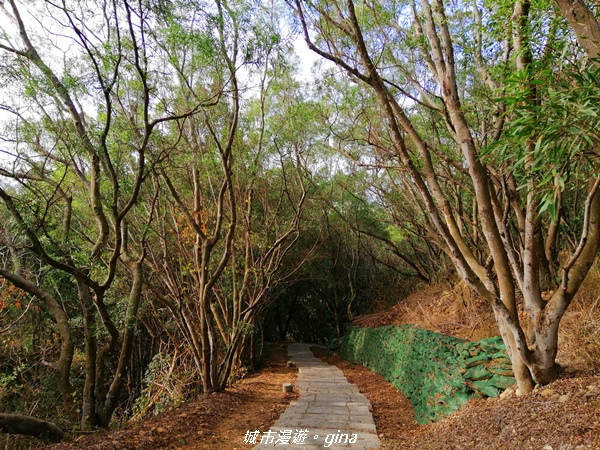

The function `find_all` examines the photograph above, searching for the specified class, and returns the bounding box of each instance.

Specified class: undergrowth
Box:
[362,266,600,372]
[558,266,600,370]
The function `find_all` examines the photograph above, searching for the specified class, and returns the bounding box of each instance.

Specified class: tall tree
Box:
[554,0,600,59]
[288,0,600,392]
[0,0,199,427]
[145,0,311,391]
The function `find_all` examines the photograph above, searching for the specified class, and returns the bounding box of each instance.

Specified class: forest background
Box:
[0,0,599,445]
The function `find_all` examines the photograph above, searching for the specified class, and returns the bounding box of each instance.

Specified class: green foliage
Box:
[131,352,190,419]
[3,0,599,432]
[0,318,71,418]
[484,61,600,221]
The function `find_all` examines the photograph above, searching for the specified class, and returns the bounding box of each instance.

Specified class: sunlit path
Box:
[254,343,380,449]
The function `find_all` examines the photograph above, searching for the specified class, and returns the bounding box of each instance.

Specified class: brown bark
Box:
[5,0,110,258]
[78,278,98,430]
[0,269,74,399]
[554,0,600,60]
[0,413,64,443]
[0,0,201,430]
[289,0,600,393]
[100,257,144,426]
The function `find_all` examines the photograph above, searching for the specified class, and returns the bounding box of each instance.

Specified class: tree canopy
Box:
[0,0,599,440]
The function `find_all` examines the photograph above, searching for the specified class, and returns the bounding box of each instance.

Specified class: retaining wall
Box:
[337,325,515,424]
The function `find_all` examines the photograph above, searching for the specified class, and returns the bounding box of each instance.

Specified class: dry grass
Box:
[356,267,600,372]
[558,266,600,371]
[390,282,498,340]
[354,282,498,341]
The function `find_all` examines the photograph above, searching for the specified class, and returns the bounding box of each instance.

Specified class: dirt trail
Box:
[41,344,297,450]
[40,340,600,449]
[182,346,298,450]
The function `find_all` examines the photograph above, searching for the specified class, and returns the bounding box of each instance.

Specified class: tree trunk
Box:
[78,278,98,430]
[494,312,535,393]
[98,259,144,426]
[290,0,600,394]
[554,0,600,60]
[0,269,74,401]
[0,413,64,443]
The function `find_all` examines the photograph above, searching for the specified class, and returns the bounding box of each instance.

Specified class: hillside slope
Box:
[314,348,600,449]
[35,280,600,449]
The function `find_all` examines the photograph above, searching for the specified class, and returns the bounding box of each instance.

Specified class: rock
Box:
[493,357,512,365]
[472,380,500,397]
[452,389,472,406]
[480,341,504,354]
[500,387,515,399]
[542,445,554,450]
[558,394,570,403]
[540,388,556,398]
[488,366,514,377]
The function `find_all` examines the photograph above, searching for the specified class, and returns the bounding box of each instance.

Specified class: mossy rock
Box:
[478,337,505,354]
[453,389,473,406]
[493,357,512,365]
[488,366,514,377]
[340,325,510,424]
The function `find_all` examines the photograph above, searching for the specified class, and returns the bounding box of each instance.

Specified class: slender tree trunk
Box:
[199,292,215,393]
[554,0,600,60]
[98,259,144,426]
[78,278,98,430]
[0,269,74,402]
[495,315,535,393]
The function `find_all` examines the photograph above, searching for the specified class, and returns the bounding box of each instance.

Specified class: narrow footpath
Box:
[255,343,381,449]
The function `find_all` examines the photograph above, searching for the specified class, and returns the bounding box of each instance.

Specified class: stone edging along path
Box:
[254,343,381,449]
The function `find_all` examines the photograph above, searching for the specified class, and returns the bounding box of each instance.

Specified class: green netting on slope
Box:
[338,325,515,424]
